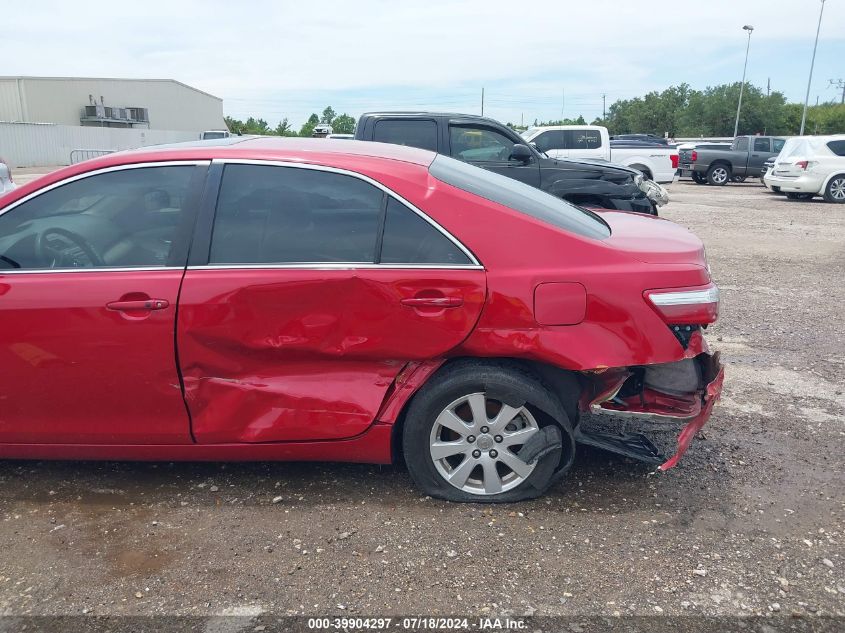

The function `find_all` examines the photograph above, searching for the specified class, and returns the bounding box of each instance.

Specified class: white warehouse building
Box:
[0,76,228,167]
[0,76,226,131]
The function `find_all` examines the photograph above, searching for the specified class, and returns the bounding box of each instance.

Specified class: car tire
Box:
[823,174,845,203]
[772,186,782,193]
[707,164,731,186]
[691,172,706,184]
[402,360,576,503]
[786,192,814,201]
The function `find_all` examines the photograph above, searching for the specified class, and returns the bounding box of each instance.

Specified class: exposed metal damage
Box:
[575,350,724,470]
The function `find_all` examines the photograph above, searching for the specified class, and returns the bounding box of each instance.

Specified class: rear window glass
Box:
[373,120,438,152]
[429,154,610,240]
[827,140,845,157]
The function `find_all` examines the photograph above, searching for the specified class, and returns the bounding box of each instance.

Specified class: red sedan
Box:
[0,138,723,502]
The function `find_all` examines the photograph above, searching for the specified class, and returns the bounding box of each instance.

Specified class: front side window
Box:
[772,138,786,153]
[209,165,383,264]
[450,126,516,163]
[380,197,471,265]
[532,131,565,153]
[373,120,438,152]
[0,165,197,270]
[754,137,771,152]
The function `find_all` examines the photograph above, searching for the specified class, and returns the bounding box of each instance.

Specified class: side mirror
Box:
[510,143,532,163]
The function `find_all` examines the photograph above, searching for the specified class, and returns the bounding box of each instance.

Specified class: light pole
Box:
[800,0,826,135]
[733,25,754,138]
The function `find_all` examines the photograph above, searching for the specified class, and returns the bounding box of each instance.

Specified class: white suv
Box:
[0,157,15,195]
[764,135,845,203]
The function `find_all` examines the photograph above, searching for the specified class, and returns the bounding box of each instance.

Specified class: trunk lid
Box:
[597,210,707,266]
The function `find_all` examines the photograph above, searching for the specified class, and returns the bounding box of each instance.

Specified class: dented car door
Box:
[177,162,486,443]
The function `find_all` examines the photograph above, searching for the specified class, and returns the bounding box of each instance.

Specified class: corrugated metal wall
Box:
[0,122,198,167]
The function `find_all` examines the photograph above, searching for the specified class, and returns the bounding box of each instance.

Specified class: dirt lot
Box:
[0,179,843,624]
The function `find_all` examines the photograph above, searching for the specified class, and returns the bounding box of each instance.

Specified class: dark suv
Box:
[355,112,664,214]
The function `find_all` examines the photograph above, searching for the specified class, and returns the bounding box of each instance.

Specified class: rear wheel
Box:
[402,361,575,503]
[691,172,706,184]
[731,175,747,183]
[707,164,731,186]
[824,175,845,203]
[786,192,814,200]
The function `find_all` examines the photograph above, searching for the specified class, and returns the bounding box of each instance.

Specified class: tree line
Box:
[225,84,844,139]
[224,106,356,137]
[594,82,845,138]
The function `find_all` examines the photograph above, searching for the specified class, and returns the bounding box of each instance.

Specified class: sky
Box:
[3,0,844,129]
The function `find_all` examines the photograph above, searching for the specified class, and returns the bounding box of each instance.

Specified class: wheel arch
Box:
[821,171,845,192]
[388,357,584,464]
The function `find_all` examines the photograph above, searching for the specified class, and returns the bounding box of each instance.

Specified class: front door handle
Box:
[107,299,170,311]
[400,296,463,308]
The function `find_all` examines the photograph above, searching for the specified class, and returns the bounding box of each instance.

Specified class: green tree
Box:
[321,106,337,125]
[299,113,320,137]
[274,118,297,136]
[331,113,356,134]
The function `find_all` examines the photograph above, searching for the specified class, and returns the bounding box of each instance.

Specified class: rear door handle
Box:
[400,296,463,308]
[107,299,170,311]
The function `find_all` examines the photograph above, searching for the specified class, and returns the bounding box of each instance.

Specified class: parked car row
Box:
[519,125,678,184]
[678,135,786,186]
[354,113,668,215]
[0,135,723,502]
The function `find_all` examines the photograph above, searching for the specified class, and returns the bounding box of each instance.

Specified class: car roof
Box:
[1,137,438,202]
[117,136,435,165]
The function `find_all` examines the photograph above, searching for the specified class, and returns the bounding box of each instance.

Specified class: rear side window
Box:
[429,154,610,240]
[566,130,602,149]
[373,120,438,152]
[827,140,845,157]
[209,164,383,264]
[380,197,471,265]
[735,137,749,151]
[754,138,771,152]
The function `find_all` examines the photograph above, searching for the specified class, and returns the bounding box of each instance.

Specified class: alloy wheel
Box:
[711,167,728,184]
[831,178,845,200]
[429,392,540,495]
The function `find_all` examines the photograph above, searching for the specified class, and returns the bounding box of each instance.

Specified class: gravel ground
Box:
[0,179,843,624]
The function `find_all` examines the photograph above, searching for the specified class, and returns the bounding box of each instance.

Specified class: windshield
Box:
[429,154,610,240]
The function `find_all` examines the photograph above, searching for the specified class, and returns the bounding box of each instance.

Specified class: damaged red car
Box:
[0,138,723,502]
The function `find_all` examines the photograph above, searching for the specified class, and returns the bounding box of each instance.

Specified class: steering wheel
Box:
[35,227,105,268]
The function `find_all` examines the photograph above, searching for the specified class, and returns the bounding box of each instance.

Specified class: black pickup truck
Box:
[679,135,787,185]
[354,112,665,214]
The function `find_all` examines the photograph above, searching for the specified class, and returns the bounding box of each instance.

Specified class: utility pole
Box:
[830,79,845,104]
[734,25,754,138]
[602,94,606,121]
[767,77,770,97]
[481,87,484,116]
[800,0,826,135]
[560,88,565,122]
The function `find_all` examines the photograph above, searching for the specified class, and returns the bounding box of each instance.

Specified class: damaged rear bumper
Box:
[576,351,724,470]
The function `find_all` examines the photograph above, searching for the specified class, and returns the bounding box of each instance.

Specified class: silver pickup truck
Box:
[679,136,787,185]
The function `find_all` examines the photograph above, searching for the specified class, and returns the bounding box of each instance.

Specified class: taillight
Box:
[690,150,698,162]
[796,160,808,170]
[670,154,679,169]
[645,284,719,325]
